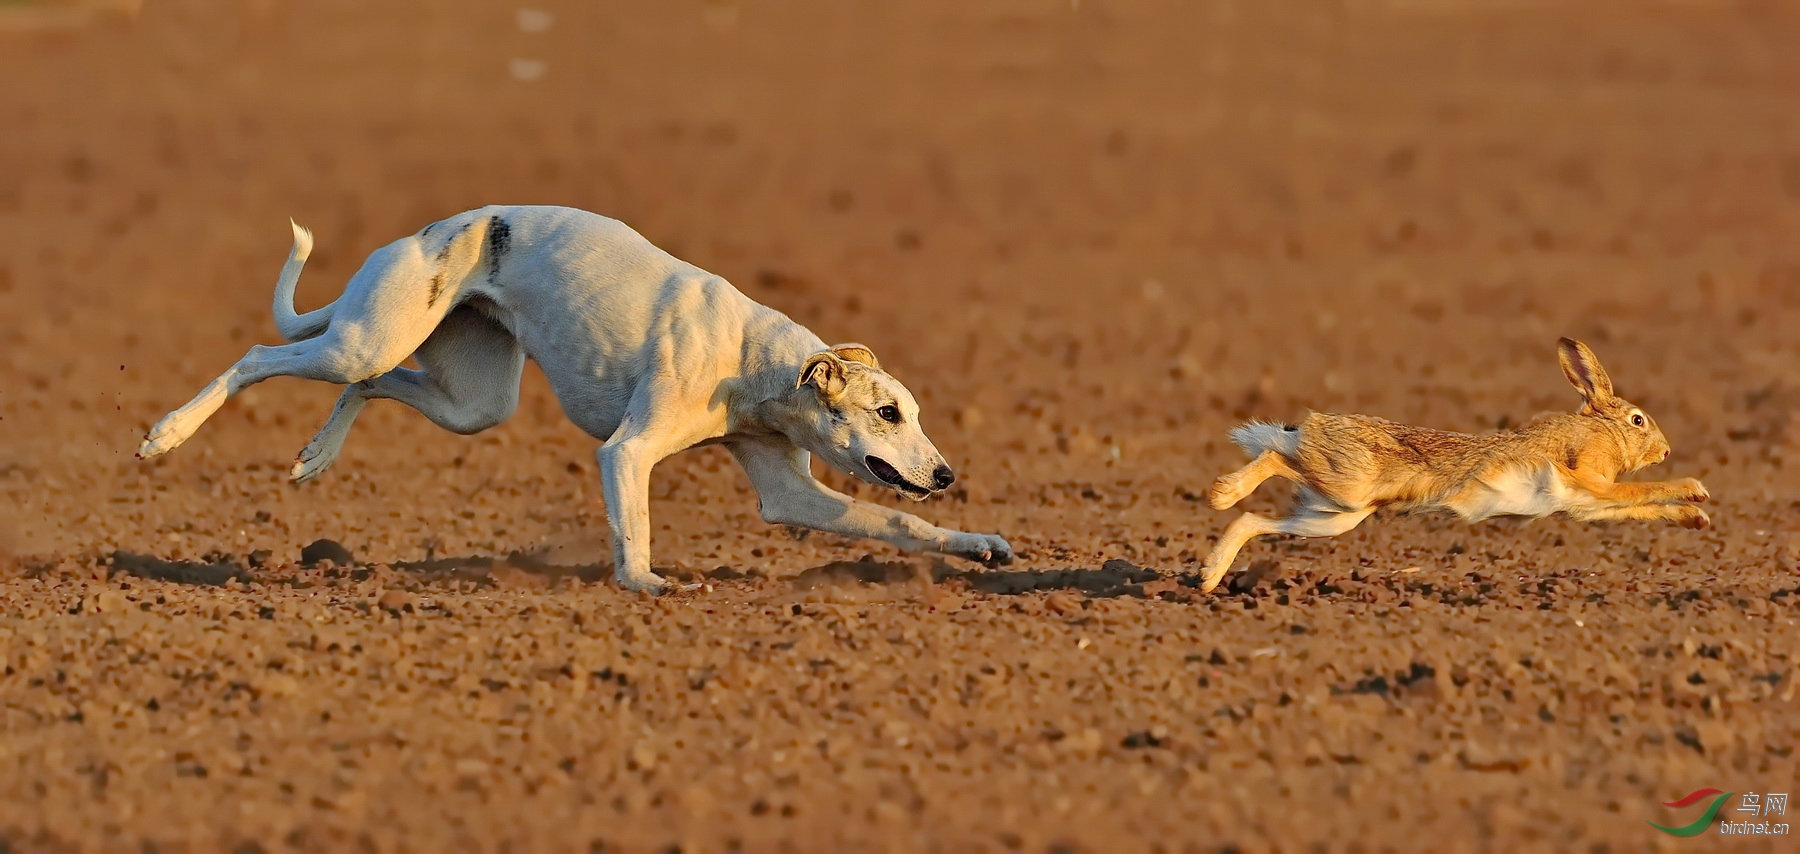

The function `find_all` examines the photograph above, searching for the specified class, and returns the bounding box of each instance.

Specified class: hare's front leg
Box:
[1564,470,1709,506]
[1576,503,1711,529]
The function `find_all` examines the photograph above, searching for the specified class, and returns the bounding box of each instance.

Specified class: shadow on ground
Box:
[94,545,1238,599]
[789,556,1236,598]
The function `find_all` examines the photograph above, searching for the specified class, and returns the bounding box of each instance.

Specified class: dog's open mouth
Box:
[866,455,932,498]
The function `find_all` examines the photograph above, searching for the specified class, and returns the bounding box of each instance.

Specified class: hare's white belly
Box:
[1457,463,1570,522]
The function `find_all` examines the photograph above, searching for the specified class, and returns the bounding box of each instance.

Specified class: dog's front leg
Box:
[597,434,674,594]
[730,440,1012,566]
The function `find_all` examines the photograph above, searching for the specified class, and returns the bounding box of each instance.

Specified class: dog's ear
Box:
[798,351,849,399]
[828,343,880,371]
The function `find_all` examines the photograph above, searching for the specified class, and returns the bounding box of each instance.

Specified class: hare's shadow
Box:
[791,556,1219,599]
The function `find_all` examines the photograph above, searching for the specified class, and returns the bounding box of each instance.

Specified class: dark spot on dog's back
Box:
[435,222,468,265]
[421,220,442,239]
[425,221,471,308]
[1565,448,1580,470]
[486,215,511,281]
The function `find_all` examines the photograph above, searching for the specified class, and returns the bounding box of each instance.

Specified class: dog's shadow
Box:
[107,550,253,586]
[100,548,1262,600]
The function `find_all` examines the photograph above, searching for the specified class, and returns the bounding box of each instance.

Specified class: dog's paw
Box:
[136,417,190,460]
[290,445,341,484]
[614,570,669,595]
[1676,505,1711,530]
[946,532,1012,567]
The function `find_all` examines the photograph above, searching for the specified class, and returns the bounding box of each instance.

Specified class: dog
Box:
[137,205,1013,592]
[1198,338,1709,593]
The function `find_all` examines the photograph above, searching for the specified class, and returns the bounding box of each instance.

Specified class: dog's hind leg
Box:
[140,230,480,460]
[1207,450,1304,510]
[138,337,402,459]
[291,306,525,481]
[729,439,1013,565]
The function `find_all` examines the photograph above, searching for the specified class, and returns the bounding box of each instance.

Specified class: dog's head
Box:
[791,344,955,501]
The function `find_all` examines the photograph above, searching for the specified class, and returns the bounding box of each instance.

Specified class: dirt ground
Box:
[2,0,1798,850]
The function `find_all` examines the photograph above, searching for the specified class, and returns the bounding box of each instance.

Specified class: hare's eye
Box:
[1631,413,1646,428]
[877,405,901,424]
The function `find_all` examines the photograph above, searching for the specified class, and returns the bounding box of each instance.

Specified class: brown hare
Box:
[1198,338,1709,594]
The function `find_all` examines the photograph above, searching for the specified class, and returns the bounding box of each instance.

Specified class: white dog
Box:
[137,205,1013,592]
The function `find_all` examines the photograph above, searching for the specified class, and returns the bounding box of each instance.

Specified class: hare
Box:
[1197,338,1709,594]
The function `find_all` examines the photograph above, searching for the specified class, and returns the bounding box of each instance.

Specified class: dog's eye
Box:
[876,405,901,424]
[1631,413,1646,428]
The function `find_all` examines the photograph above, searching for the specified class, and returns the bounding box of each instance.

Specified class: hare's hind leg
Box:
[1198,513,1284,593]
[1207,451,1303,510]
[1199,502,1377,594]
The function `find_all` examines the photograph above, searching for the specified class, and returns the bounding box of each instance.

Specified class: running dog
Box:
[138,205,1013,592]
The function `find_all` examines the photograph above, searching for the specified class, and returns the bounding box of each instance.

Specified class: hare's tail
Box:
[1229,420,1300,459]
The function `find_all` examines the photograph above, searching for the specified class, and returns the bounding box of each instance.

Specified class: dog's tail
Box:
[1229,420,1301,459]
[272,219,334,342]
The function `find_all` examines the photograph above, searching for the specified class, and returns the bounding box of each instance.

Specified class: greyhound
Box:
[137,205,1013,592]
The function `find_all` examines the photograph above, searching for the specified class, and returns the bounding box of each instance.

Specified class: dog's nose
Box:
[933,465,956,490]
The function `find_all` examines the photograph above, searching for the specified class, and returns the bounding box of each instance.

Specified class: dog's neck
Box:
[718,338,826,439]
[717,313,849,449]
[724,377,823,442]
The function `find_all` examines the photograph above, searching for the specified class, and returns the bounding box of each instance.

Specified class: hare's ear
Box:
[828,343,880,370]
[798,351,849,399]
[1558,338,1615,402]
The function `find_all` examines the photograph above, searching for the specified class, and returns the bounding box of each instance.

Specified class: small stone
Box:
[628,742,658,772]
[377,590,417,614]
[454,758,488,776]
[300,539,354,567]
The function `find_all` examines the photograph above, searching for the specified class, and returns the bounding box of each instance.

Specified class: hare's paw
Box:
[1677,478,1710,504]
[1197,559,1231,595]
[1675,505,1711,530]
[1206,475,1247,510]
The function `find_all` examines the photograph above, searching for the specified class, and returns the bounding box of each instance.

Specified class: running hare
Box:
[1198,338,1709,594]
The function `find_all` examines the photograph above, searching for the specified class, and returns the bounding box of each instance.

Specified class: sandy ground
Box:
[2,0,1798,850]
